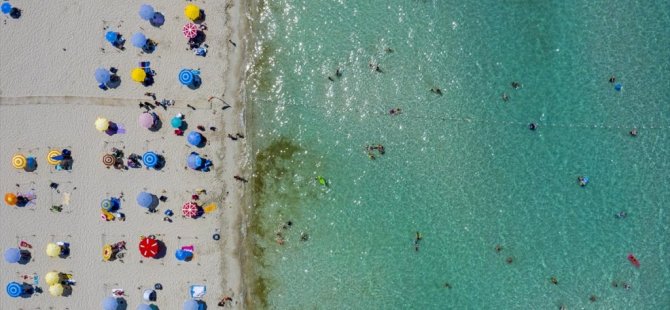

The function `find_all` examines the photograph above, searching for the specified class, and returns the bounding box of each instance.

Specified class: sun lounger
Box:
[190,285,206,298]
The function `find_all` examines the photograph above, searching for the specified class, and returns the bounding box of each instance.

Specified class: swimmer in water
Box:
[414,232,422,252]
[336,68,342,77]
[615,211,627,219]
[629,128,638,137]
[502,93,509,102]
[431,87,443,95]
[529,123,537,131]
[389,108,402,115]
[511,81,522,89]
[609,76,616,83]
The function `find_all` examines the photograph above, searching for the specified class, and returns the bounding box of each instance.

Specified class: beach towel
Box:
[190,285,206,298]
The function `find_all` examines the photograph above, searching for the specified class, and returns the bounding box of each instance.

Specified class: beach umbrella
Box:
[45,271,60,286]
[136,192,154,208]
[95,117,109,131]
[187,153,203,170]
[139,237,159,258]
[187,131,202,146]
[184,4,200,21]
[46,243,61,258]
[138,4,154,20]
[137,304,152,310]
[1,3,12,15]
[6,282,22,298]
[179,69,195,86]
[171,116,183,128]
[138,112,154,129]
[182,201,198,218]
[12,154,26,169]
[102,244,113,261]
[105,31,119,44]
[142,151,158,168]
[131,68,147,83]
[95,68,111,84]
[4,248,21,263]
[183,299,199,310]
[47,150,61,165]
[4,193,17,206]
[150,12,165,27]
[49,283,64,297]
[102,154,116,167]
[101,199,113,211]
[102,296,119,310]
[131,32,147,49]
[182,23,198,39]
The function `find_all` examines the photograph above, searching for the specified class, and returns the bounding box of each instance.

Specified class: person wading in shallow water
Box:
[414,232,422,252]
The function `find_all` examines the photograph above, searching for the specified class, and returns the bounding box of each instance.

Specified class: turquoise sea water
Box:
[246,1,670,308]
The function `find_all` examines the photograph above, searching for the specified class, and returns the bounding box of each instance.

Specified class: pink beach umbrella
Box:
[138,113,154,129]
[182,23,198,39]
[182,201,198,218]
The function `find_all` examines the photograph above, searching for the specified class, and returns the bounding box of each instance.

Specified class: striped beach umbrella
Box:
[102,154,116,167]
[179,69,195,85]
[101,199,113,211]
[6,282,22,298]
[182,23,198,39]
[12,154,26,169]
[47,150,62,165]
[139,237,159,258]
[142,151,158,168]
[182,201,198,218]
[102,244,113,261]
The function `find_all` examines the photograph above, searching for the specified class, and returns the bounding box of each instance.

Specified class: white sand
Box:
[0,0,250,308]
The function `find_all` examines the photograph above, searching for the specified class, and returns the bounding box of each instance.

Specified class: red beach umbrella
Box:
[182,201,198,218]
[138,237,159,258]
[182,23,198,39]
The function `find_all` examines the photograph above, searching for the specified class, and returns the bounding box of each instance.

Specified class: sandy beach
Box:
[0,0,249,309]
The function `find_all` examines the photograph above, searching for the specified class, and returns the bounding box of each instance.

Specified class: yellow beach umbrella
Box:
[12,154,26,169]
[4,193,17,206]
[102,244,113,261]
[49,283,64,296]
[46,243,61,257]
[95,117,109,132]
[46,150,61,165]
[45,271,60,286]
[131,68,147,83]
[184,4,200,20]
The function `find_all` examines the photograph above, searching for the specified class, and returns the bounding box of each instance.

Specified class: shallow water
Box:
[246,1,670,308]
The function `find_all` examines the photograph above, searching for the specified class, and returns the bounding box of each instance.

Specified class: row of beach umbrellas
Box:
[9,149,70,170]
[95,67,201,86]
[101,296,203,310]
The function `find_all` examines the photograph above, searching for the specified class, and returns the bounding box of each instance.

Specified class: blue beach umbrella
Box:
[183,299,199,310]
[136,304,152,310]
[105,31,119,44]
[142,151,158,168]
[178,69,195,86]
[187,153,202,170]
[102,296,119,310]
[150,12,165,27]
[95,68,111,84]
[136,192,153,208]
[1,2,12,14]
[131,32,147,48]
[6,282,22,298]
[4,248,21,264]
[138,4,155,21]
[171,116,183,129]
[187,131,202,146]
[26,157,36,169]
[175,249,193,261]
